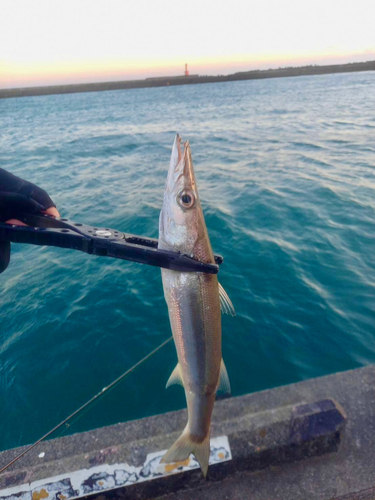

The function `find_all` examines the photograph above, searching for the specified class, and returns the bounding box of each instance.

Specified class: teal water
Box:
[1,72,375,453]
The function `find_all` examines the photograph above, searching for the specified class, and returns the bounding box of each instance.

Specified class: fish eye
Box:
[178,190,195,209]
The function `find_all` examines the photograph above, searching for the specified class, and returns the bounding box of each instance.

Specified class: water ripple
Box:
[0,71,375,451]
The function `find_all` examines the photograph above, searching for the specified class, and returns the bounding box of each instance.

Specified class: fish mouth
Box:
[165,134,183,193]
[166,134,196,193]
[182,140,196,190]
[171,133,183,169]
[176,134,183,163]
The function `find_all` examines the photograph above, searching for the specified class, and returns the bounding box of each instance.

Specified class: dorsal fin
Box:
[219,283,236,316]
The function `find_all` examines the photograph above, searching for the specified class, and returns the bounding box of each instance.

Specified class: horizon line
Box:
[2,59,375,92]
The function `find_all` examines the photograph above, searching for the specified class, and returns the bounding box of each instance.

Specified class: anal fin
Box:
[218,359,231,394]
[166,363,184,389]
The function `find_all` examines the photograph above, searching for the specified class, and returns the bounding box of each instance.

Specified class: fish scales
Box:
[162,271,221,392]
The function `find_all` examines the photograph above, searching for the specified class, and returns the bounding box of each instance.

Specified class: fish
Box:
[158,134,235,477]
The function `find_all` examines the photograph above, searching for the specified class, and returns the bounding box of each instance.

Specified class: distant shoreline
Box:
[1,60,374,99]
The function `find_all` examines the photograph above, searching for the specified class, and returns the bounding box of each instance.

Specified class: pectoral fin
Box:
[219,283,236,316]
[166,363,184,389]
[218,359,231,394]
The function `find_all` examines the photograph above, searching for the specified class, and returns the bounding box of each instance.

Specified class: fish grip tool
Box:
[0,213,223,274]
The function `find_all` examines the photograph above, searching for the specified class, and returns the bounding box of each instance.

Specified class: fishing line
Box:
[0,335,173,475]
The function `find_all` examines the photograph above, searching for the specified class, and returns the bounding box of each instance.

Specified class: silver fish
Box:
[158,134,234,477]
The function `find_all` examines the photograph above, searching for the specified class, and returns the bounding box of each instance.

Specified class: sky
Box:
[1,0,374,89]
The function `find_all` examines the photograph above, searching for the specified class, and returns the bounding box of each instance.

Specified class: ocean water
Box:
[0,72,375,453]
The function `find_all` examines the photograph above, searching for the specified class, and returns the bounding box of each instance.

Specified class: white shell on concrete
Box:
[0,436,231,500]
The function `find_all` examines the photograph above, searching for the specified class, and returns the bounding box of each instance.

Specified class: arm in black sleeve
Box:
[0,168,56,222]
[0,168,57,273]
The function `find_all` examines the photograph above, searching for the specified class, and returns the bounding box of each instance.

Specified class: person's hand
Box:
[0,167,60,225]
[0,168,60,272]
[5,206,60,226]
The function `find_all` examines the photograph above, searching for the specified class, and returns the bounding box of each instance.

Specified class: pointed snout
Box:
[172,134,183,166]
[182,141,196,190]
[165,134,197,196]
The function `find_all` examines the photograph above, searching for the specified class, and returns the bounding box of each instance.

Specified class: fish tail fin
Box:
[160,426,211,477]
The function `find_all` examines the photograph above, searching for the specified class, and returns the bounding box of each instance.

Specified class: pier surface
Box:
[1,365,375,499]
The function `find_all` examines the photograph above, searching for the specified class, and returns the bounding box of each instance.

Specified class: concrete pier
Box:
[1,365,375,500]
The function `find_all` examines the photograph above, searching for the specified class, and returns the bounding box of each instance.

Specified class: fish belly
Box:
[162,269,221,407]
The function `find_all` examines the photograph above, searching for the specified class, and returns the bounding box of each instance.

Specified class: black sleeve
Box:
[0,168,56,222]
[0,241,10,274]
[0,168,57,273]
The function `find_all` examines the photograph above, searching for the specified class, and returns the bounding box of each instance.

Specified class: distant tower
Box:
[185,63,189,76]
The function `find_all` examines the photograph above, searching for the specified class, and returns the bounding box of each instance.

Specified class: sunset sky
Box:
[1,0,374,89]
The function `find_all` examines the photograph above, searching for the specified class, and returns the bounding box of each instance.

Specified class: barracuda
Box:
[158,134,235,477]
